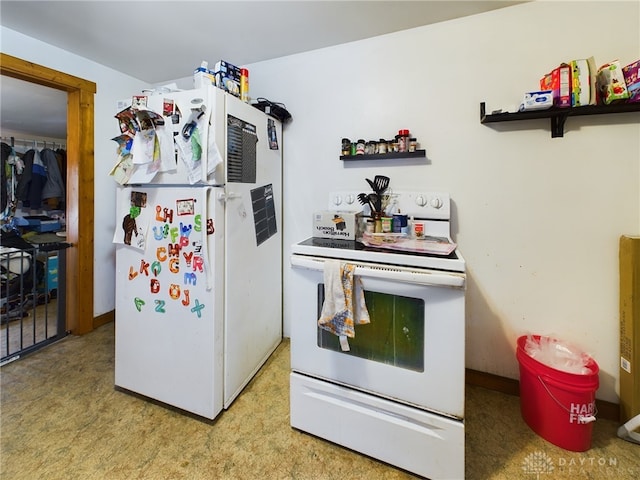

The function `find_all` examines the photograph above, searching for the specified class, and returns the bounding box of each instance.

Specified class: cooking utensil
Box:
[373,175,390,194]
[366,176,391,198]
[368,193,381,213]
[358,193,376,212]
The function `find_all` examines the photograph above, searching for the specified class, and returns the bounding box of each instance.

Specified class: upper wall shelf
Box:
[480,101,640,138]
[340,150,426,161]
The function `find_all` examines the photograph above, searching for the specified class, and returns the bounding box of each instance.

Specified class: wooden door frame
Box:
[1,53,96,335]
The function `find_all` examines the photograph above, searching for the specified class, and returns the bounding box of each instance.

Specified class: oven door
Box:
[290,254,465,419]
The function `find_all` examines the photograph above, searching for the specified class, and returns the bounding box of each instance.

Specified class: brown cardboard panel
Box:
[620,235,640,423]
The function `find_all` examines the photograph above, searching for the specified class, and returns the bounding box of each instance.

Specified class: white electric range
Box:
[289,191,466,479]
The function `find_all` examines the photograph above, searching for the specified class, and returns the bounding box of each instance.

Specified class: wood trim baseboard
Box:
[466,368,520,396]
[93,311,114,330]
[595,398,621,423]
[83,330,619,421]
[465,368,620,422]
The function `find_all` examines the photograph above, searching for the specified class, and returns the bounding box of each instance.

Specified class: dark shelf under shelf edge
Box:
[480,101,640,138]
[340,149,426,161]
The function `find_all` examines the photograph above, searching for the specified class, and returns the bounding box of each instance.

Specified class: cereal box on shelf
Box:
[622,60,640,103]
[540,63,572,108]
[596,60,630,104]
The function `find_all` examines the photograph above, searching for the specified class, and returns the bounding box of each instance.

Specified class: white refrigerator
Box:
[113,86,282,419]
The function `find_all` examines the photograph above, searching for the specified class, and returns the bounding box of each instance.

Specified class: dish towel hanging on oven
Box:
[318,259,370,351]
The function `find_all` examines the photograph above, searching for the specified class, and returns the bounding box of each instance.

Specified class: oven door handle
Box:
[290,255,465,288]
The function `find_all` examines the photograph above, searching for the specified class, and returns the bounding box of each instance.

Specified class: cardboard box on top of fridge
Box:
[597,60,630,104]
[620,235,640,424]
[193,61,216,89]
[313,211,361,240]
[622,59,640,103]
[214,60,241,98]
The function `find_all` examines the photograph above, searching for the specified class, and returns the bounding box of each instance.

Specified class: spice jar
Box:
[397,129,410,152]
[365,141,375,155]
[365,218,375,233]
[381,216,393,233]
[356,139,365,155]
[377,138,387,154]
[341,138,351,156]
[409,137,417,152]
[372,211,383,233]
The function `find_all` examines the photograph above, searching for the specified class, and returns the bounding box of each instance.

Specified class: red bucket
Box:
[516,335,599,452]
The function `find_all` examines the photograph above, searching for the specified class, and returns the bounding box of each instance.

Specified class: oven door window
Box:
[317,284,425,372]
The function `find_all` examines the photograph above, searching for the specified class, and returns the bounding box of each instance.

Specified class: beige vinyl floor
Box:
[1,322,638,480]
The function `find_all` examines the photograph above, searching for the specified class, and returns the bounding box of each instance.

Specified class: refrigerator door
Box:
[222,94,283,407]
[114,185,224,419]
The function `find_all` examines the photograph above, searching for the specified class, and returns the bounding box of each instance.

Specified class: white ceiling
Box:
[0,0,525,140]
[0,77,68,141]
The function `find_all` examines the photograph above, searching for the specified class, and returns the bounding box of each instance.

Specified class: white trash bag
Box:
[524,335,593,375]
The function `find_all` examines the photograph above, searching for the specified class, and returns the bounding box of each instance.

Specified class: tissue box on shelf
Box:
[622,60,640,103]
[520,90,553,111]
[597,60,630,104]
[540,63,572,108]
[214,60,241,97]
[313,211,361,240]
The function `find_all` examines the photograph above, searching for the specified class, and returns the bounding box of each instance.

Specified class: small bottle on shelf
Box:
[397,129,410,152]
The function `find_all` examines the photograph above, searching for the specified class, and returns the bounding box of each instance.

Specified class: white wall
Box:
[1,26,148,317]
[246,1,639,403]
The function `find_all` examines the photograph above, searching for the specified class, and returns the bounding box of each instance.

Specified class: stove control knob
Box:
[415,194,427,207]
[345,194,355,205]
[430,197,443,209]
[332,195,342,206]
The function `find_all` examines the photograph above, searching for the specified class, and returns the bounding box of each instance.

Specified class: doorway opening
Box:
[1,53,96,336]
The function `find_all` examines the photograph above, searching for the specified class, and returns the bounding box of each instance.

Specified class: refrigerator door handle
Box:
[203,187,213,290]
[218,192,241,203]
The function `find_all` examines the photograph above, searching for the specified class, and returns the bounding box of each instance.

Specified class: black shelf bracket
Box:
[550,115,568,138]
